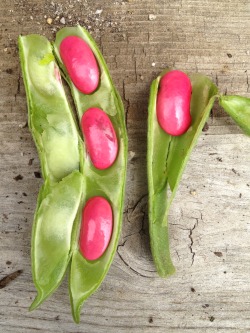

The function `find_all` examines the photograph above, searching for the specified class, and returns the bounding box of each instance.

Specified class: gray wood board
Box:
[1,0,250,332]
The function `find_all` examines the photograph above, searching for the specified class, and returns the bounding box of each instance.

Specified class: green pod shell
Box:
[219,95,250,136]
[147,70,218,277]
[53,26,128,323]
[30,171,84,310]
[19,35,85,311]
[18,34,82,182]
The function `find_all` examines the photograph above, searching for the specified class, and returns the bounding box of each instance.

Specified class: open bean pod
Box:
[19,35,84,309]
[148,70,218,277]
[20,28,127,323]
[219,95,250,136]
[19,34,82,182]
[53,26,128,323]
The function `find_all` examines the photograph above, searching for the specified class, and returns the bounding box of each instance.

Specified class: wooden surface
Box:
[1,0,250,332]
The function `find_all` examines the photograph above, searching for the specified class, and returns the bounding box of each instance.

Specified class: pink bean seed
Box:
[79,197,113,261]
[60,35,99,94]
[81,108,118,170]
[156,70,192,136]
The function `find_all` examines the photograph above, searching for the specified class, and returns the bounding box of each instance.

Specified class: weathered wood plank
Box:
[1,0,250,332]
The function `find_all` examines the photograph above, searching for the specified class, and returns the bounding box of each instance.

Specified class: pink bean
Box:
[79,197,113,261]
[60,36,99,94]
[156,70,192,136]
[81,108,118,170]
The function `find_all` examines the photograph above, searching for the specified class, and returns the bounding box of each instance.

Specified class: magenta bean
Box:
[156,70,192,136]
[59,36,99,94]
[79,197,113,261]
[81,107,118,170]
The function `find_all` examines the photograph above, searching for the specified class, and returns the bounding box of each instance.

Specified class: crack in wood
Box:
[245,70,249,92]
[130,193,148,212]
[189,218,199,266]
[117,247,153,278]
[175,250,180,261]
[15,72,21,101]
[122,79,130,127]
[133,48,138,83]
[122,194,148,239]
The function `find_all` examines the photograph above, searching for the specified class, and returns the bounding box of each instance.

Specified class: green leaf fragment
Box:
[148,70,218,277]
[30,171,84,311]
[219,95,250,136]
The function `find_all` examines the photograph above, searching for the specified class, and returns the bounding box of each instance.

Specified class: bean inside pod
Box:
[60,35,100,94]
[54,25,128,323]
[156,70,192,136]
[79,197,113,261]
[81,107,118,170]
[147,70,219,277]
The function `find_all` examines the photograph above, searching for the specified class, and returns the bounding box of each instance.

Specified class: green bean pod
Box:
[30,172,84,310]
[219,95,250,136]
[53,26,128,323]
[147,70,218,277]
[19,35,84,309]
[19,35,82,182]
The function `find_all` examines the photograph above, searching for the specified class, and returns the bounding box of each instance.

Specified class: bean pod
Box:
[147,69,218,277]
[19,35,84,309]
[219,95,250,136]
[19,28,127,323]
[54,26,128,323]
[19,34,81,182]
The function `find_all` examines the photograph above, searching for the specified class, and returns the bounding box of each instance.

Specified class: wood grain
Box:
[1,0,250,332]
